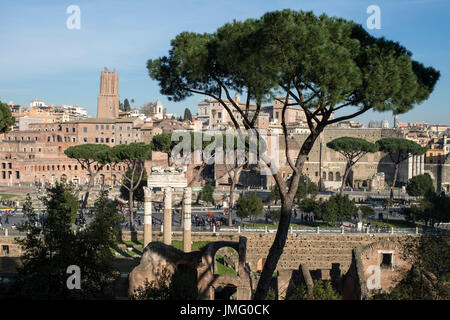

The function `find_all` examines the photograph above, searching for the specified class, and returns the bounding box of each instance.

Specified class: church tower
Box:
[97,67,119,119]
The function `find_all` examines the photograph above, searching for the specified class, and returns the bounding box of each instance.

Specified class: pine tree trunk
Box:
[129,191,134,230]
[340,163,351,194]
[391,163,399,200]
[252,122,324,300]
[253,199,293,299]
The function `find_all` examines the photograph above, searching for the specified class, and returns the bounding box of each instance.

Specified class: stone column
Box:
[143,187,153,248]
[420,154,425,174]
[408,157,413,180]
[415,155,419,177]
[183,187,192,253]
[163,187,173,246]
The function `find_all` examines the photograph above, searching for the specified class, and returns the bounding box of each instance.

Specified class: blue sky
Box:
[0,0,449,126]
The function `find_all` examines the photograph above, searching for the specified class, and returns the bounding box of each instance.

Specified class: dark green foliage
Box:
[123,99,131,111]
[406,174,435,197]
[10,186,122,299]
[0,100,15,134]
[265,288,277,300]
[236,191,264,220]
[111,142,151,163]
[299,197,319,214]
[183,108,192,121]
[404,192,450,226]
[199,184,215,205]
[151,133,175,164]
[148,10,439,115]
[131,267,198,300]
[314,194,357,223]
[270,184,281,204]
[151,133,173,154]
[327,137,378,155]
[64,144,112,165]
[42,180,79,227]
[287,280,341,300]
[270,176,318,203]
[267,210,281,224]
[358,205,375,219]
[376,138,427,165]
[294,176,318,202]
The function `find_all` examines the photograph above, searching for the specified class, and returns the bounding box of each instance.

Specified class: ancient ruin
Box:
[129,236,252,300]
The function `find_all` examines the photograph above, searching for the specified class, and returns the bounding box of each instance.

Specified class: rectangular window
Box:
[106,125,109,130]
[95,138,99,143]
[106,138,109,143]
[1,245,9,256]
[83,127,87,132]
[381,253,393,268]
[96,125,99,130]
[100,138,104,143]
[101,125,104,130]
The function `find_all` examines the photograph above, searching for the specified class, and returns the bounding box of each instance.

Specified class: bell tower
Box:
[97,67,119,119]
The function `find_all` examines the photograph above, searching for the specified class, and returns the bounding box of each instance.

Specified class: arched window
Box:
[336,172,341,181]
[329,172,333,181]
[323,172,327,181]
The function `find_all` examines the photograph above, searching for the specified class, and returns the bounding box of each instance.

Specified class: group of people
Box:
[193,214,226,228]
[1,200,15,207]
[296,211,315,223]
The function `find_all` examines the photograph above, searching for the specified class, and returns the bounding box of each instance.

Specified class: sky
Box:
[0,0,449,126]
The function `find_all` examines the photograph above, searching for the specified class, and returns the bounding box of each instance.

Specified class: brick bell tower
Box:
[97,67,119,119]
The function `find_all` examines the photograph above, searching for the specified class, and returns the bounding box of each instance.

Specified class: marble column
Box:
[163,187,173,246]
[415,155,419,177]
[183,187,192,253]
[143,187,152,248]
[420,154,425,174]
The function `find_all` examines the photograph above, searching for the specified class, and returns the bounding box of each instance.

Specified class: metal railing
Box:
[3,225,448,237]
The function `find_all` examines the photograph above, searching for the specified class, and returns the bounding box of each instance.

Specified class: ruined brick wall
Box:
[121,232,416,276]
[0,236,24,257]
[4,232,418,280]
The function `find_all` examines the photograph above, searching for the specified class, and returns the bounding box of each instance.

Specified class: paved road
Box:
[0,196,409,232]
